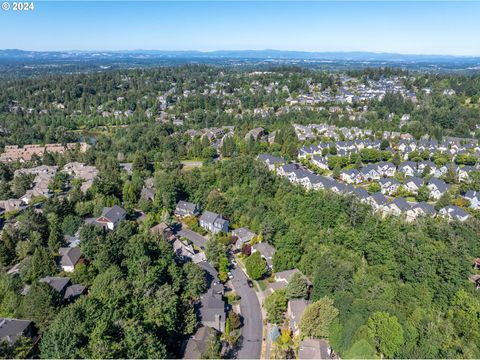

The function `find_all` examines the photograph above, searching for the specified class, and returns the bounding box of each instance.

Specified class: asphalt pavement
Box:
[231,266,263,360]
[177,227,207,249]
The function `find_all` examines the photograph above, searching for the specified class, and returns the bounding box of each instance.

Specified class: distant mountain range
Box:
[1,49,479,63]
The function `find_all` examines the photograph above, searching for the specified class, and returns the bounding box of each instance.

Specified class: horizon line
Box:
[3,48,480,58]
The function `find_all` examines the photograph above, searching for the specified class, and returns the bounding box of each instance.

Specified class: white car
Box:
[227,271,234,280]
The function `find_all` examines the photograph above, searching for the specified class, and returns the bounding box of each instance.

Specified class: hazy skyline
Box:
[1,1,479,56]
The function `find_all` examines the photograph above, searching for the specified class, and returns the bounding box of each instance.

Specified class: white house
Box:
[464,190,480,210]
[439,205,470,222]
[199,211,229,234]
[95,205,126,230]
[58,247,81,273]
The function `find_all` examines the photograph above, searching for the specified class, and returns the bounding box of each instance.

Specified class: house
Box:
[0,199,23,214]
[174,200,200,218]
[439,206,470,222]
[39,276,87,302]
[366,192,387,211]
[252,242,276,269]
[310,155,329,170]
[140,187,155,202]
[199,211,229,234]
[277,163,299,177]
[95,205,126,230]
[63,284,86,302]
[329,181,348,194]
[274,269,300,286]
[58,247,81,272]
[404,177,424,194]
[340,169,362,184]
[245,127,265,141]
[183,326,216,359]
[458,166,474,182]
[406,202,436,222]
[376,161,396,177]
[398,161,418,177]
[150,222,176,241]
[257,154,285,171]
[39,276,71,295]
[198,285,226,333]
[232,227,255,250]
[0,318,34,345]
[418,160,436,176]
[427,178,450,200]
[384,197,410,216]
[173,239,195,261]
[360,165,381,181]
[119,163,133,176]
[351,187,370,201]
[289,169,311,184]
[288,299,310,336]
[298,339,332,360]
[378,178,400,195]
[465,190,480,210]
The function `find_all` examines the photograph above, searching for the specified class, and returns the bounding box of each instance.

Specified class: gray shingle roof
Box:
[258,154,285,166]
[101,205,126,223]
[428,178,450,193]
[390,197,411,211]
[39,276,71,293]
[0,318,31,345]
[64,284,86,300]
[370,192,387,205]
[200,211,228,228]
[175,200,199,215]
[59,247,81,267]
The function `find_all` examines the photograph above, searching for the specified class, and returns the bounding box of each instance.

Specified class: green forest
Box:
[173,156,480,358]
[1,64,480,358]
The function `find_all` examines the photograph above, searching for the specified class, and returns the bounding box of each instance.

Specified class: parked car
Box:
[247,279,254,288]
[227,271,233,280]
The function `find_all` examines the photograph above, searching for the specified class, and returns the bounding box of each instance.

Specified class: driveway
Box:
[231,266,263,359]
[176,227,207,249]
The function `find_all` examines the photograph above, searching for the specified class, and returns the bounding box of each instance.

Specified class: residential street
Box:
[231,266,263,360]
[176,227,208,249]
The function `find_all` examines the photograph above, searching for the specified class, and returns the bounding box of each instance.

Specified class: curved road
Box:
[231,266,263,359]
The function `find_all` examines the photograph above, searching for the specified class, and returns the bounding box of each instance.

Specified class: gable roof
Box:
[175,200,199,214]
[440,205,469,219]
[390,197,411,211]
[232,227,255,242]
[428,178,450,192]
[412,202,436,215]
[465,190,479,201]
[100,205,126,223]
[253,242,276,266]
[58,247,81,267]
[199,211,228,227]
[370,192,387,206]
[0,318,31,345]
[298,339,331,360]
[405,176,423,187]
[64,284,86,300]
[39,276,71,293]
[183,326,212,359]
[352,187,369,200]
[258,154,285,166]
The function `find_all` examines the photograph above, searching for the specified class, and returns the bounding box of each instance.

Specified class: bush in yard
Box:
[264,289,287,324]
[244,251,266,280]
[285,271,308,300]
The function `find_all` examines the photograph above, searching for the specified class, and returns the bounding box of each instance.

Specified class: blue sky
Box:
[1,1,479,55]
